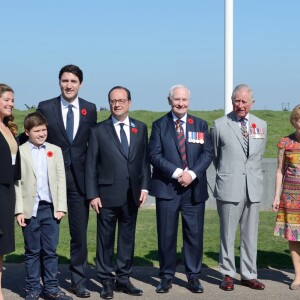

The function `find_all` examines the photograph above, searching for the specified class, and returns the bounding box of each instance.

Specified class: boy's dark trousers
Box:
[22,201,60,295]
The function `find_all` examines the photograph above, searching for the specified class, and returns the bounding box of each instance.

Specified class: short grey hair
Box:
[231,84,253,103]
[168,84,191,99]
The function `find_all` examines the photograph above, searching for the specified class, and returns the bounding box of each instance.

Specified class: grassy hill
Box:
[13,109,293,158]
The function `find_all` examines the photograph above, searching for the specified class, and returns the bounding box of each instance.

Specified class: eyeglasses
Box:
[109,99,129,105]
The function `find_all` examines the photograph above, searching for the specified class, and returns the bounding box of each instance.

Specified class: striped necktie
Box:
[240,117,249,156]
[175,119,188,169]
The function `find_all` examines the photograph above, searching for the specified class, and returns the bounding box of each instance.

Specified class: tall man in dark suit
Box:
[37,65,97,298]
[85,86,151,300]
[149,84,214,294]
[211,84,267,291]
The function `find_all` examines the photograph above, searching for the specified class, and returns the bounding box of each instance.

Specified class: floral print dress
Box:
[274,134,300,241]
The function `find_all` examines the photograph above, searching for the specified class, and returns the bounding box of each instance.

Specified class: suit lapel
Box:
[105,117,127,158]
[52,97,69,142]
[73,98,84,143]
[248,114,257,157]
[166,112,181,154]
[227,112,247,155]
[22,142,36,176]
[128,118,137,159]
[185,114,195,166]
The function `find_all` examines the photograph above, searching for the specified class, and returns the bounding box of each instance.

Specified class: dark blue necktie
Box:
[66,104,74,143]
[119,123,129,157]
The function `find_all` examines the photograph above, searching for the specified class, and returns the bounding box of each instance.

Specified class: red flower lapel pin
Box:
[130,122,138,133]
[187,118,194,125]
[81,108,87,116]
[47,151,53,157]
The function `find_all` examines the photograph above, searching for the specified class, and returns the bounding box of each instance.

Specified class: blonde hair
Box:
[290,105,300,126]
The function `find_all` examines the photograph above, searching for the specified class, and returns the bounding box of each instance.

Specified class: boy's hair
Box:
[24,112,48,131]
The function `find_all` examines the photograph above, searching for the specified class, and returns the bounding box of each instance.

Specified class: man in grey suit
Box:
[211,84,267,291]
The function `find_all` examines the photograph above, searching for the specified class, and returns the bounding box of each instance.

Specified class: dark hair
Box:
[59,64,83,83]
[24,112,48,132]
[0,83,18,136]
[107,86,131,102]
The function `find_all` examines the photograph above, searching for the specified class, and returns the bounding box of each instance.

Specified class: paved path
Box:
[2,264,300,300]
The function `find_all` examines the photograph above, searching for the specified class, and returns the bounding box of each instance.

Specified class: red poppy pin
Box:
[131,128,138,134]
[187,118,194,124]
[47,151,53,157]
[251,123,257,128]
[81,108,87,116]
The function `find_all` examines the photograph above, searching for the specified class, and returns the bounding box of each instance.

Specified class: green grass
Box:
[13,109,293,158]
[6,210,292,269]
[9,109,293,268]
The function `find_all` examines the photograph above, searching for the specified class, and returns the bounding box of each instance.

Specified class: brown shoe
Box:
[220,275,234,291]
[241,279,265,290]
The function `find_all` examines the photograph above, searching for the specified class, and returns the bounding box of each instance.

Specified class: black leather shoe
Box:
[115,280,143,296]
[101,280,114,299]
[25,293,40,300]
[156,278,172,293]
[44,291,73,300]
[188,278,204,293]
[70,283,90,298]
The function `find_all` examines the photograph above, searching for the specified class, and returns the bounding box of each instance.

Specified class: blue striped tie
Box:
[175,119,188,169]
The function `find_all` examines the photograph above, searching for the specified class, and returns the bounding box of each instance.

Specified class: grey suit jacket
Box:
[211,111,267,203]
[15,142,67,219]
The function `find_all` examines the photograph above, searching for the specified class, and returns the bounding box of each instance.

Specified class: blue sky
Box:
[1,0,300,112]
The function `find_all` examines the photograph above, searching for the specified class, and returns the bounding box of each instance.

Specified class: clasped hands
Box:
[177,171,193,187]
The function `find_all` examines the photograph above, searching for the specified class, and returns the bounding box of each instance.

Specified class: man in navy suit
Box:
[149,84,213,294]
[85,86,151,299]
[37,65,97,298]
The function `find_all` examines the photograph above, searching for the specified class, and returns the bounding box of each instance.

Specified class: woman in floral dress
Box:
[273,104,300,290]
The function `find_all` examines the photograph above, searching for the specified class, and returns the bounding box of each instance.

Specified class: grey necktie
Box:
[66,104,74,143]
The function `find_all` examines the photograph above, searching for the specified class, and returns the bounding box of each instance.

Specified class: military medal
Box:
[199,132,204,144]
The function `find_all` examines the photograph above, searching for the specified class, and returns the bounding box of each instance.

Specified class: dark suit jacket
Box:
[0,132,20,184]
[37,96,97,194]
[85,116,151,207]
[149,111,214,202]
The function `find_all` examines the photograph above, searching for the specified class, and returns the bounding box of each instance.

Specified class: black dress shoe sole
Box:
[115,287,142,296]
[70,290,91,298]
[156,286,172,293]
[100,293,113,300]
[189,287,204,293]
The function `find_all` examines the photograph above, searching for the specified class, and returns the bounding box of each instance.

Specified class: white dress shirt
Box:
[29,142,52,217]
[112,116,130,145]
[171,113,196,181]
[61,96,80,139]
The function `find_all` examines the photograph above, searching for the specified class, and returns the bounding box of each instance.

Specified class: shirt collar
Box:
[238,113,249,122]
[112,115,130,127]
[28,140,46,150]
[60,95,79,110]
[172,112,187,123]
